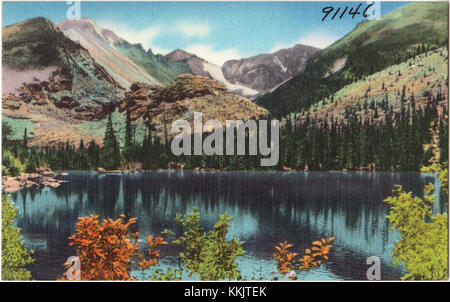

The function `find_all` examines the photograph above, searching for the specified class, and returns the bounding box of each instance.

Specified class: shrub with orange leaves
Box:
[272,241,298,275]
[138,235,167,269]
[60,214,166,280]
[273,237,335,278]
[298,237,334,270]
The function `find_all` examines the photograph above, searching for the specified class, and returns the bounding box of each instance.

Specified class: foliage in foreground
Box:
[273,238,335,279]
[1,195,34,280]
[420,161,448,196]
[60,209,314,280]
[59,209,338,280]
[60,215,166,280]
[384,182,448,280]
[164,208,245,280]
[61,210,244,281]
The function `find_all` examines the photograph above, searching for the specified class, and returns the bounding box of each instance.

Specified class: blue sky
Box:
[2,1,409,65]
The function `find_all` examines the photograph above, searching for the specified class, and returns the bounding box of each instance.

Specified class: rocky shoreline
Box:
[2,168,68,193]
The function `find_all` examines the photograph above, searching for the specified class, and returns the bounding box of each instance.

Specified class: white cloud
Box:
[175,21,211,38]
[271,31,340,52]
[97,20,166,53]
[184,44,242,66]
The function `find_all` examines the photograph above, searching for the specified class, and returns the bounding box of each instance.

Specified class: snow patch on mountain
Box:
[202,61,259,97]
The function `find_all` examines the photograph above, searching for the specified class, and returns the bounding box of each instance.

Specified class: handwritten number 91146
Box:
[322,3,375,21]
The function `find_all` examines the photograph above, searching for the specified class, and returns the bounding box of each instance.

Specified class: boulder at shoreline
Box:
[2,169,67,193]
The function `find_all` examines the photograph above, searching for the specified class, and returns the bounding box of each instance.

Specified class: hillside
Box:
[3,73,267,147]
[22,74,268,147]
[256,2,449,117]
[294,46,448,124]
[53,74,268,148]
[119,74,268,135]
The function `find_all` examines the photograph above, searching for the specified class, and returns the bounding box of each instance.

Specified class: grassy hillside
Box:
[115,43,191,86]
[2,109,149,148]
[74,109,148,147]
[1,117,36,140]
[294,46,448,123]
[256,2,448,117]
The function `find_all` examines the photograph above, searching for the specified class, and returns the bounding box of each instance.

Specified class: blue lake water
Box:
[8,171,445,280]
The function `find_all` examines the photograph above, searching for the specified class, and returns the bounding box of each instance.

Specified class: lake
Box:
[9,171,445,280]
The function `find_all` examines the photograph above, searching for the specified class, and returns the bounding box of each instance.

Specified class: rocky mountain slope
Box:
[2,17,122,122]
[256,2,449,117]
[57,18,189,88]
[119,74,268,135]
[222,44,319,93]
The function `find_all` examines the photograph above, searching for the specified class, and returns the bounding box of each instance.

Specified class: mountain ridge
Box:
[58,18,174,88]
[222,43,319,93]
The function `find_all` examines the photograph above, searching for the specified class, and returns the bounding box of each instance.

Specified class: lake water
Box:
[8,171,445,280]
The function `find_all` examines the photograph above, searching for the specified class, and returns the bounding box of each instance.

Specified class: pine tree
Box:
[123,110,134,162]
[87,140,100,170]
[23,128,28,149]
[2,122,12,149]
[79,139,85,151]
[101,115,120,170]
[439,117,448,163]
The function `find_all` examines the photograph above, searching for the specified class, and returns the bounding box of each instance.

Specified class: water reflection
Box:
[9,171,443,280]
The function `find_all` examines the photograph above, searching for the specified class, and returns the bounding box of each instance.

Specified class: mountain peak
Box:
[12,16,55,27]
[165,49,196,62]
[2,16,82,70]
[58,18,126,44]
[221,43,319,93]
[3,16,59,35]
[292,43,320,51]
[58,17,98,31]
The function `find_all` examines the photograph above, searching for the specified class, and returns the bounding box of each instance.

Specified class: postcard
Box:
[1,1,448,285]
